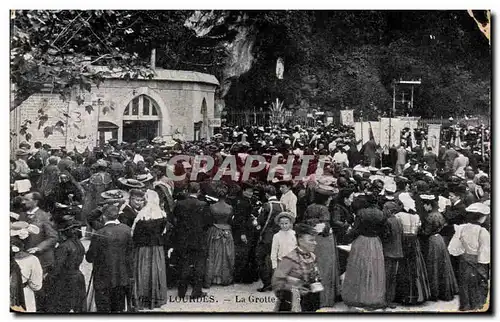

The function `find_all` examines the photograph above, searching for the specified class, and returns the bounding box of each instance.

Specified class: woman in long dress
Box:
[205,184,235,286]
[448,202,490,311]
[394,193,431,305]
[81,160,113,233]
[131,190,169,310]
[420,194,458,302]
[341,194,386,309]
[302,184,339,308]
[45,216,87,312]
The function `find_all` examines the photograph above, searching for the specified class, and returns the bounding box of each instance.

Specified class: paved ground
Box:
[79,238,460,313]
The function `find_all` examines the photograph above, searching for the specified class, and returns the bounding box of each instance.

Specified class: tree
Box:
[10,10,155,110]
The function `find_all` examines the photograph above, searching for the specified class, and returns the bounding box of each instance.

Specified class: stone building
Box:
[10,67,220,152]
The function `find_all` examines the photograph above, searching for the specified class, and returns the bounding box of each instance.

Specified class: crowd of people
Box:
[10,120,490,313]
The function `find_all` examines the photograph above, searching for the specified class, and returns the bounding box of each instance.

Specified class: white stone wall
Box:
[10,77,217,153]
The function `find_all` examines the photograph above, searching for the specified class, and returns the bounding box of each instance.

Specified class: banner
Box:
[379,118,401,149]
[355,121,380,150]
[340,110,354,126]
[369,121,380,144]
[427,124,441,155]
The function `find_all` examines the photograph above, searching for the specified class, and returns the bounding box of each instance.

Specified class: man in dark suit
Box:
[255,185,285,292]
[20,192,58,312]
[232,182,258,284]
[171,182,211,299]
[86,205,134,312]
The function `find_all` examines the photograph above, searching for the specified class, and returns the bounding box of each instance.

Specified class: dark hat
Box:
[414,180,429,193]
[294,223,317,238]
[15,149,30,157]
[241,181,254,190]
[57,215,83,231]
[274,211,296,225]
[448,183,466,195]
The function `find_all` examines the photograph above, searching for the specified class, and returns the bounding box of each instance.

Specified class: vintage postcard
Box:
[9,9,491,313]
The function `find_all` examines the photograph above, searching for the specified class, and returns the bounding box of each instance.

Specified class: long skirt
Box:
[395,235,430,305]
[341,235,386,309]
[133,245,168,310]
[45,272,86,312]
[314,234,340,308]
[205,225,235,286]
[458,254,489,311]
[425,234,458,301]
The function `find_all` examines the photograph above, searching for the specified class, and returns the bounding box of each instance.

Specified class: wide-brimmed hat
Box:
[274,211,296,225]
[465,202,490,222]
[294,223,317,237]
[315,184,336,196]
[11,221,40,239]
[101,189,130,200]
[56,215,83,231]
[15,149,30,157]
[317,175,337,187]
[109,152,122,159]
[118,177,145,189]
[136,173,154,183]
[271,174,294,185]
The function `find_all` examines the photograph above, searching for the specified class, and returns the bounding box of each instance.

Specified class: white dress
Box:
[15,255,43,312]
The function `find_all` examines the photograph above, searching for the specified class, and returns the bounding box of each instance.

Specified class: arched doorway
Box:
[122,95,162,143]
[201,98,209,139]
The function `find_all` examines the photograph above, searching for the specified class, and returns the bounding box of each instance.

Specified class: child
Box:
[271,212,297,270]
[448,202,490,311]
[272,223,322,312]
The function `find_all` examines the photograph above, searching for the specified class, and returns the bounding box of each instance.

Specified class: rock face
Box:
[185,11,255,100]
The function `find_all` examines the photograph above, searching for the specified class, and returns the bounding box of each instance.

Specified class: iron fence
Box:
[223,111,490,129]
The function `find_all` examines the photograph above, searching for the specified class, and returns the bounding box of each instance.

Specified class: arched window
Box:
[122,95,162,143]
[123,95,160,120]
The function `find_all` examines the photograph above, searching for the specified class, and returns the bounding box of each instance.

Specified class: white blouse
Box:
[271,230,297,269]
[448,223,490,264]
[395,212,421,235]
[15,255,43,312]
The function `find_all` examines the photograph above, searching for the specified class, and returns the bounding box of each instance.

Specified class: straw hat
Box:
[274,211,296,225]
[15,149,30,157]
[11,221,40,240]
[101,189,130,200]
[118,177,145,189]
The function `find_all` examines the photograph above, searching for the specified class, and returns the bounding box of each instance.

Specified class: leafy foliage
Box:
[11,10,153,109]
[11,10,490,133]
